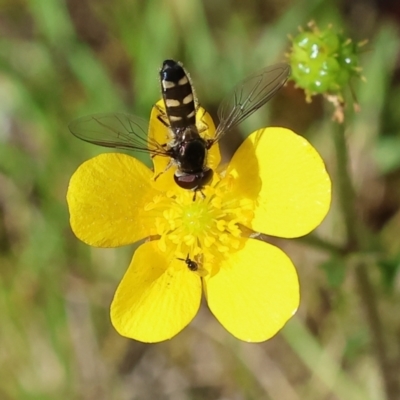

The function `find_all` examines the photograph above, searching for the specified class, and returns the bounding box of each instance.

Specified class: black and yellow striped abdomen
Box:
[160,60,196,130]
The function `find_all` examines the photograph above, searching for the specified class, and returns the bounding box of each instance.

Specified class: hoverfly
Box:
[69,59,290,191]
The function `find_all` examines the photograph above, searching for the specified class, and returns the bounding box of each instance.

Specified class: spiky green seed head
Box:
[288,22,364,103]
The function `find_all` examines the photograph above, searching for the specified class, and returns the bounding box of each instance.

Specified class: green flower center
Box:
[181,202,212,235]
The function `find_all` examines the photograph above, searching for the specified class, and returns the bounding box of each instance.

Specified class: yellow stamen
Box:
[150,175,255,274]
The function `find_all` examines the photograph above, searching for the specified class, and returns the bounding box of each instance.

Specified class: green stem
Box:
[354,262,399,399]
[332,122,396,400]
[298,234,345,255]
[332,123,361,251]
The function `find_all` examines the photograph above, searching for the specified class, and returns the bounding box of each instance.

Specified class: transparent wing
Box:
[214,63,291,142]
[68,112,169,156]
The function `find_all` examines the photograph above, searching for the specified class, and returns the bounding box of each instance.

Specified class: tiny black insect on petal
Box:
[177,254,199,271]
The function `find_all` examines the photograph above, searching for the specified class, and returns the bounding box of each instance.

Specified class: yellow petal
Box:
[111,241,202,342]
[67,153,156,247]
[204,239,299,342]
[228,127,331,238]
[149,100,221,192]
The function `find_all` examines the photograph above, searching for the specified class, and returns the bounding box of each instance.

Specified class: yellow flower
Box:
[67,101,331,343]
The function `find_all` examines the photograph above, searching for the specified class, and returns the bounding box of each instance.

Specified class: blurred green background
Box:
[1,0,400,399]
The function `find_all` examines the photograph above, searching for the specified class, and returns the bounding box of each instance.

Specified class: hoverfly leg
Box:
[196,106,209,135]
[155,104,170,128]
[153,158,175,181]
[192,188,206,201]
[150,143,169,159]
[205,138,214,149]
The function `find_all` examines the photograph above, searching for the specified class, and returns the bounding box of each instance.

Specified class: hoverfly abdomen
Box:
[160,60,196,129]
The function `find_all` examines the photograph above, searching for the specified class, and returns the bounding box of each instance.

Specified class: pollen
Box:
[148,177,255,273]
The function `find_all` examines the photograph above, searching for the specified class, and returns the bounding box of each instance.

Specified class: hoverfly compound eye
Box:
[174,169,213,191]
[200,169,213,187]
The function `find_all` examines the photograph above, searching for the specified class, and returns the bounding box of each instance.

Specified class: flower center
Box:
[181,202,212,235]
[144,176,254,274]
